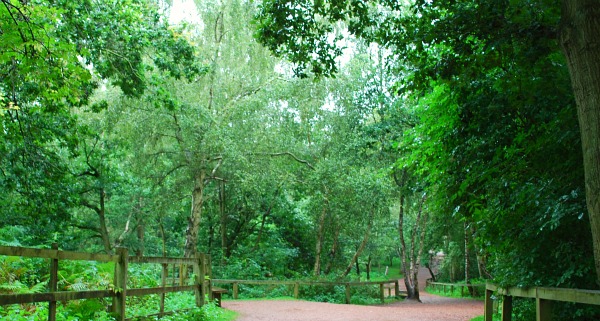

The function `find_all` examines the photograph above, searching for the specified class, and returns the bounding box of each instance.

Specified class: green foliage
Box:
[426,284,485,299]
[0,0,201,246]
[0,256,47,294]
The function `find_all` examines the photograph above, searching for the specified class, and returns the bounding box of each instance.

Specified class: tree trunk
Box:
[470,224,492,279]
[159,220,167,257]
[324,224,340,274]
[412,196,428,301]
[398,192,416,299]
[97,189,112,254]
[408,193,426,302]
[136,217,144,257]
[313,196,329,276]
[220,181,228,264]
[464,221,474,296]
[560,0,600,286]
[355,252,361,276]
[184,171,205,258]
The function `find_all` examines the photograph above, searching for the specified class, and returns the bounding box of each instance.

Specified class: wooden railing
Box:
[425,280,486,297]
[212,278,403,304]
[0,245,212,321]
[485,283,600,321]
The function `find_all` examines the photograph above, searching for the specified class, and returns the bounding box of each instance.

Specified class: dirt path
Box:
[222,268,484,321]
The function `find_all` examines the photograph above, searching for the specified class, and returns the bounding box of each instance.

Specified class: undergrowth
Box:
[425,284,485,299]
[0,257,234,321]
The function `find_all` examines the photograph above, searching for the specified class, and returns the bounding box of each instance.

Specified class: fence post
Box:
[345,284,351,304]
[294,282,299,299]
[194,253,206,307]
[502,295,513,321]
[172,264,177,286]
[394,280,400,298]
[233,282,239,299]
[536,296,552,321]
[48,243,58,321]
[113,247,128,321]
[484,287,494,321]
[160,263,167,315]
[206,255,213,300]
[379,283,385,303]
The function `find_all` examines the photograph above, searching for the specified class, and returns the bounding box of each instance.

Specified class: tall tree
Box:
[559,0,600,285]
[255,0,599,289]
[0,0,198,243]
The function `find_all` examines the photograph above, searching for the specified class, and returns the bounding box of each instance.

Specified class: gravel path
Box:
[223,294,483,321]
[222,268,483,321]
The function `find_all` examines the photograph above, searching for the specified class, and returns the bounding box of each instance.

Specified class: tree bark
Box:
[413,195,428,301]
[366,255,372,281]
[97,189,112,254]
[408,193,427,302]
[398,192,416,299]
[184,171,206,258]
[560,0,600,285]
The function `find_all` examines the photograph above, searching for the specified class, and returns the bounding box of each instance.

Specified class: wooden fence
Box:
[485,283,600,321]
[212,278,403,304]
[0,244,212,321]
[425,280,485,297]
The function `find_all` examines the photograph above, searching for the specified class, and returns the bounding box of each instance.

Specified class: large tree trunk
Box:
[399,193,416,299]
[413,196,428,300]
[91,189,112,254]
[408,193,427,302]
[560,0,600,285]
[184,171,206,258]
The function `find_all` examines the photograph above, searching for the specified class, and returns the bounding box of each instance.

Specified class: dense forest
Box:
[2,0,600,319]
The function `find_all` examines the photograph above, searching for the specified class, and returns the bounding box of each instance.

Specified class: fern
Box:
[0,280,45,294]
[28,282,47,294]
[0,281,28,294]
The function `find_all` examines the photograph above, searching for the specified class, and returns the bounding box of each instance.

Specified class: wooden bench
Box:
[212,287,228,307]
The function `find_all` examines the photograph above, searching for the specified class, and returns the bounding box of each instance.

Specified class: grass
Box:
[469,315,500,321]
[426,284,485,300]
[217,309,238,321]
[224,296,297,301]
[370,257,403,280]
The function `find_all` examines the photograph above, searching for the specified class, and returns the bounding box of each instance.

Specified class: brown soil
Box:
[221,268,484,321]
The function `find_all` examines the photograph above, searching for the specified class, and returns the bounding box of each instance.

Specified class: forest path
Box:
[222,268,484,321]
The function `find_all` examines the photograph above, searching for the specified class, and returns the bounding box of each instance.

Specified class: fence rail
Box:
[212,278,403,304]
[485,283,600,321]
[425,280,486,297]
[0,245,212,321]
